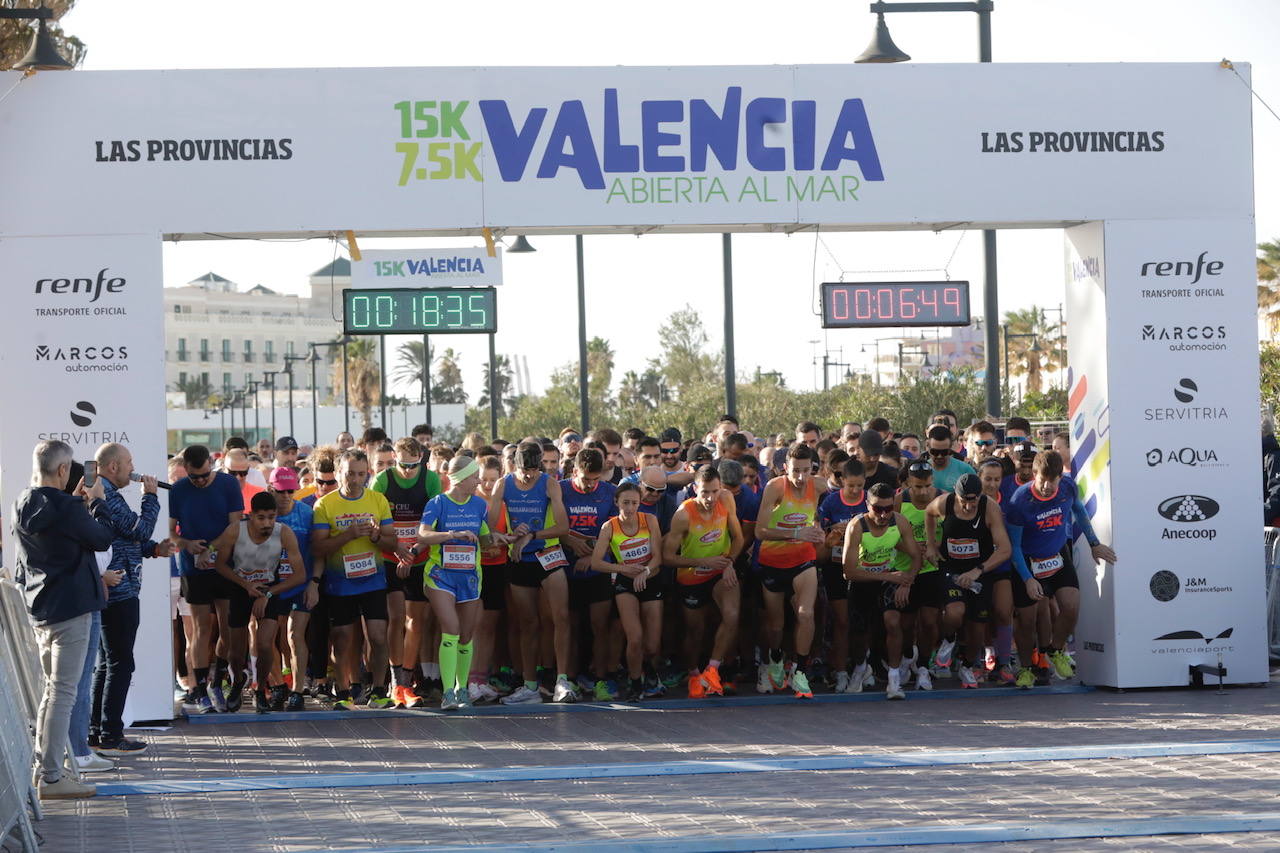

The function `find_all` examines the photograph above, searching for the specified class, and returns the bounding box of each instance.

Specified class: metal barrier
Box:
[0,583,40,851]
[0,581,41,726]
[1265,528,1280,663]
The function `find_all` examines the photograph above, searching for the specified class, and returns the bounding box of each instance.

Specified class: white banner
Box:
[1064,222,1119,687]
[350,248,502,288]
[0,63,1253,236]
[1073,219,1267,688]
[0,235,172,722]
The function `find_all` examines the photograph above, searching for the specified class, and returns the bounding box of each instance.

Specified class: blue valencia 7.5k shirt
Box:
[560,478,617,577]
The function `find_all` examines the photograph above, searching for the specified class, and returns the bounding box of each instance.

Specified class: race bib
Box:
[394,522,419,547]
[442,543,477,570]
[1030,553,1064,578]
[861,561,889,574]
[947,538,980,559]
[535,546,569,572]
[238,566,272,585]
[618,537,650,565]
[342,551,378,579]
[831,545,843,563]
[277,551,293,579]
[198,548,218,571]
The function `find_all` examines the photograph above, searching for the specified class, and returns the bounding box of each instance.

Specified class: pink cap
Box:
[268,466,300,490]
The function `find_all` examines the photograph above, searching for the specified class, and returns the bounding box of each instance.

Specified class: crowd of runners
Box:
[163,411,1115,714]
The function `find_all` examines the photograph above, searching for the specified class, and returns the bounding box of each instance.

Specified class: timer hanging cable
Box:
[1222,59,1280,127]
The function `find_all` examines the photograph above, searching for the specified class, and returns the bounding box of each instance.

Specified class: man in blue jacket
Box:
[12,440,114,800]
[90,443,172,755]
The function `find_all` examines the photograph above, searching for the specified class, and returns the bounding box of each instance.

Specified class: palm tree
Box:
[1003,306,1063,395]
[332,337,380,431]
[433,347,466,404]
[618,367,664,410]
[176,375,213,409]
[476,354,516,416]
[393,340,434,400]
[1258,239,1280,338]
[586,336,615,399]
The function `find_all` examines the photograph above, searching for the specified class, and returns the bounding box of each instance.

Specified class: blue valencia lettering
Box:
[477,88,884,190]
[375,258,487,278]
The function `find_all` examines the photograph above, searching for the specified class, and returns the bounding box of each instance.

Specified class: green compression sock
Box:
[439,633,459,695]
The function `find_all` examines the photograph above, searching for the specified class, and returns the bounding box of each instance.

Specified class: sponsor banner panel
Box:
[0,235,172,721]
[1064,222,1117,686]
[1101,218,1265,687]
[0,63,1253,236]
[350,247,503,288]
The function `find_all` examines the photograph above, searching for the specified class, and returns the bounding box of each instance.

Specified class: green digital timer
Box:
[342,287,497,335]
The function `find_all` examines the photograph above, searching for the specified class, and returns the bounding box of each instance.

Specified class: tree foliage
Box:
[333,337,380,431]
[432,347,466,404]
[0,1,85,70]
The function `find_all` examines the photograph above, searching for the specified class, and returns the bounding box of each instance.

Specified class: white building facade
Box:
[164,260,351,404]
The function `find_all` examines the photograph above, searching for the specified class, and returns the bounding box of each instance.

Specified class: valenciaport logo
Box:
[34,343,129,373]
[1149,570,1232,602]
[1140,324,1227,352]
[1145,446,1225,469]
[1157,494,1219,540]
[33,269,128,318]
[1070,255,1100,283]
[1144,378,1227,423]
[37,400,129,446]
[1151,626,1234,654]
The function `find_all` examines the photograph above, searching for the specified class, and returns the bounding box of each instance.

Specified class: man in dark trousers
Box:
[12,440,114,800]
[90,442,172,754]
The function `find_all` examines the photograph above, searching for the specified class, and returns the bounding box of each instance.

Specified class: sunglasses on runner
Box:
[928,448,952,458]
[397,460,421,469]
[316,477,337,486]
[229,469,249,478]
[642,483,665,493]
[908,461,933,475]
[973,439,995,447]
[870,503,894,514]
[271,488,296,495]
[188,470,211,481]
[659,448,680,455]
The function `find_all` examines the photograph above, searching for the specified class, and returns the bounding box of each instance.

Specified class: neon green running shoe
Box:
[1015,667,1035,690]
[1048,650,1075,679]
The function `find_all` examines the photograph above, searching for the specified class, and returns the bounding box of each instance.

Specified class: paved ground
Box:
[31,678,1280,852]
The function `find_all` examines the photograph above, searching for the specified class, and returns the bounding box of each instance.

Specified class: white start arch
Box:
[0,61,1261,719]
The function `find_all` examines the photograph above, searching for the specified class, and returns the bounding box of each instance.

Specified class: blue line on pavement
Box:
[287,812,1280,852]
[180,683,1093,725]
[95,737,1280,797]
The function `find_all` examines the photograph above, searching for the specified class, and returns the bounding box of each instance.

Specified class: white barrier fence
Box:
[0,578,42,851]
[1264,529,1280,664]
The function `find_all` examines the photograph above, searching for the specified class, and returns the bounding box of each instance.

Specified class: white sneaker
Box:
[755,663,774,694]
[935,638,956,669]
[958,665,978,689]
[885,668,905,700]
[834,671,850,693]
[552,677,578,703]
[75,753,115,773]
[861,663,876,688]
[440,688,461,711]
[500,685,543,705]
[915,668,933,691]
[468,682,500,704]
[849,662,869,693]
[39,775,96,800]
[898,660,914,686]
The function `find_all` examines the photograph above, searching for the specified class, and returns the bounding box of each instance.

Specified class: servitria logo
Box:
[36,401,130,446]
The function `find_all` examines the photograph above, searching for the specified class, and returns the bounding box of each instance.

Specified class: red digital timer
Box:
[820,281,970,328]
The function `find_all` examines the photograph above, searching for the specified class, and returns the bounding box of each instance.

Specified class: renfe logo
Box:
[34,268,126,303]
[476,88,884,190]
[1139,252,1223,286]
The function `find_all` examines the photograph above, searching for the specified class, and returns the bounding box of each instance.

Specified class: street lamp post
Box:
[307,339,349,447]
[246,379,260,438]
[898,343,931,383]
[283,354,308,438]
[856,0,998,416]
[263,371,278,440]
[1002,325,1040,408]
